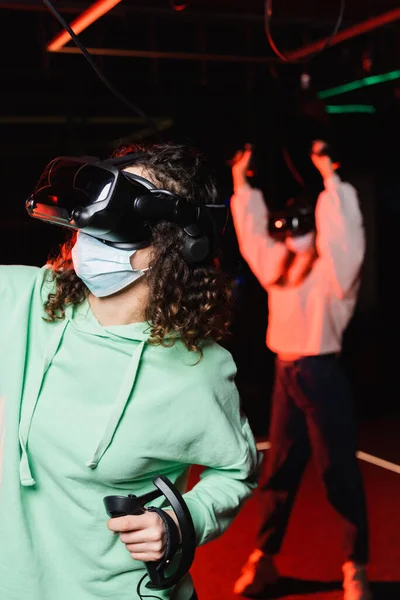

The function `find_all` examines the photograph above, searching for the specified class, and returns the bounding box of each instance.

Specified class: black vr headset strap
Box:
[104,152,148,168]
[118,170,215,263]
[118,167,221,264]
[134,189,212,264]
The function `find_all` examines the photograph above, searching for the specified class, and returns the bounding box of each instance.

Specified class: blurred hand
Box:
[231,144,252,192]
[310,139,336,179]
[108,510,168,563]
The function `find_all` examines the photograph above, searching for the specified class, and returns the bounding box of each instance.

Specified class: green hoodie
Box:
[0,265,261,600]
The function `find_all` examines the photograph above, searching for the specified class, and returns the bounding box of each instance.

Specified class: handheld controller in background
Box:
[311,140,341,170]
[226,143,256,178]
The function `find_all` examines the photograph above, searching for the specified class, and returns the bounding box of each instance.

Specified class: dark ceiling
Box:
[2,0,399,115]
[0,1,399,179]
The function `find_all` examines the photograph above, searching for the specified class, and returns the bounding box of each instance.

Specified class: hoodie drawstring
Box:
[86,340,145,470]
[19,319,69,486]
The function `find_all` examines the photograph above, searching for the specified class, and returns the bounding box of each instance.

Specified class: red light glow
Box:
[47,0,122,52]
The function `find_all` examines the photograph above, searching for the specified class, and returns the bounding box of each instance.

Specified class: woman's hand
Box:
[108,510,167,562]
[231,144,253,192]
[107,509,181,563]
[310,139,337,179]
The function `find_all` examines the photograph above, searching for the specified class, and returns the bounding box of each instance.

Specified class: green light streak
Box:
[318,69,400,99]
[325,104,376,114]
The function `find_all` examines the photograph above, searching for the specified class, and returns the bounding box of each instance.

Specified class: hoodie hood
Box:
[66,300,152,342]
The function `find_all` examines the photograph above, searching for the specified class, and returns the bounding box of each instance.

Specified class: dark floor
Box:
[188,415,400,599]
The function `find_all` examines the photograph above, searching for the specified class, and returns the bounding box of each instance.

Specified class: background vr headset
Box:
[26,153,227,264]
[268,140,339,240]
[268,202,315,240]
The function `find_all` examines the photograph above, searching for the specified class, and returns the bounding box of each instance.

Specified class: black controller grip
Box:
[103,494,145,518]
[103,477,196,591]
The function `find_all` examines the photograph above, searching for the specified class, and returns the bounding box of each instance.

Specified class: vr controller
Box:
[104,475,196,591]
[227,143,256,178]
[310,140,340,166]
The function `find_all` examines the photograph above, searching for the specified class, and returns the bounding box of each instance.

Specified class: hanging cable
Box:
[42,0,162,141]
[136,573,163,600]
[266,66,306,189]
[264,0,346,63]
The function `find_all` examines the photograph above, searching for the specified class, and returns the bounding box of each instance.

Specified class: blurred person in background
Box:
[229,140,371,600]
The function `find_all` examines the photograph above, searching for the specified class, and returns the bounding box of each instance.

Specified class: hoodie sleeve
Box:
[179,349,263,547]
[315,174,365,299]
[230,184,288,289]
[0,265,43,311]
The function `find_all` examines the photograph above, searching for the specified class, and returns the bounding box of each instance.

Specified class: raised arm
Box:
[230,147,288,289]
[311,141,366,298]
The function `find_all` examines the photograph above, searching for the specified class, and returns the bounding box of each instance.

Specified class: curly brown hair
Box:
[44,142,232,355]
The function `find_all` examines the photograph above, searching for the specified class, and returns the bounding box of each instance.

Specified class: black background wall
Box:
[1,2,395,435]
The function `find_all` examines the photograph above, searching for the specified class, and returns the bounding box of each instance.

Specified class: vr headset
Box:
[268,197,315,240]
[26,153,226,264]
[268,140,338,240]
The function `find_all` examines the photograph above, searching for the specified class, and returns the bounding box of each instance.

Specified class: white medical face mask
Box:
[71,232,148,298]
[285,232,315,254]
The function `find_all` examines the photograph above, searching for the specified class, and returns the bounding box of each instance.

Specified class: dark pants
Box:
[256,354,369,564]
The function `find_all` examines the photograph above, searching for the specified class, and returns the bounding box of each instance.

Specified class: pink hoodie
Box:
[230,175,365,358]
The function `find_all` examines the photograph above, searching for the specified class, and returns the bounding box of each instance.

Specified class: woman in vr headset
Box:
[230,140,371,600]
[0,142,261,600]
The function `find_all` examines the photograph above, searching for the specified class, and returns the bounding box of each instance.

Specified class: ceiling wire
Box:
[42,0,162,141]
[264,0,346,63]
